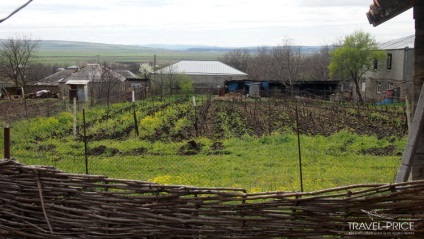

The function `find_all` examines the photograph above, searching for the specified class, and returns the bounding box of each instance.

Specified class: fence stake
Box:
[406,95,412,135]
[83,109,89,175]
[295,103,304,192]
[73,97,77,136]
[4,127,11,159]
[133,104,139,137]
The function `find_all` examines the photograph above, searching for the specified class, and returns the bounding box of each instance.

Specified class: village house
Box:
[34,66,79,99]
[362,35,414,103]
[35,64,143,102]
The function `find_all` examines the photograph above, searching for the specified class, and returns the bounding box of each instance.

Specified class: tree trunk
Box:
[353,79,364,103]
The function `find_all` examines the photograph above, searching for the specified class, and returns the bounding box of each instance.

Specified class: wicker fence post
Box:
[4,127,11,159]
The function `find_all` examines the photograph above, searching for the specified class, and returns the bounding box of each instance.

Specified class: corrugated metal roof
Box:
[38,64,140,86]
[115,70,140,79]
[36,69,77,86]
[157,60,248,76]
[65,64,127,83]
[379,35,414,50]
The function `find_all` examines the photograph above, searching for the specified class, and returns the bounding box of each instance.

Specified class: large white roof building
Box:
[155,60,248,94]
[156,60,247,76]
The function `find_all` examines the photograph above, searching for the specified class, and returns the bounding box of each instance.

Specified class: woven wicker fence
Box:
[0,159,423,238]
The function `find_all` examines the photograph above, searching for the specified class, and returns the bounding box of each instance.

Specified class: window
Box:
[388,83,394,90]
[131,83,143,89]
[377,81,382,93]
[361,81,366,92]
[373,59,378,70]
[386,53,392,70]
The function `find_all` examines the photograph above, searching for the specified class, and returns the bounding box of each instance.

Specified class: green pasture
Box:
[35,47,223,65]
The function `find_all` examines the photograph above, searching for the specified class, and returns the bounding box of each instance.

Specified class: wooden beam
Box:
[396,84,424,182]
[396,1,424,182]
[367,0,413,27]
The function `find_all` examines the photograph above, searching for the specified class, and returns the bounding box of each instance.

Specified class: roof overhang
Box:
[367,0,413,27]
[65,80,90,85]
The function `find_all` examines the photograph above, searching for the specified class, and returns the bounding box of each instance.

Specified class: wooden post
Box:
[412,1,424,181]
[73,97,77,136]
[83,109,88,175]
[414,1,424,104]
[406,96,412,133]
[396,2,424,182]
[396,84,424,182]
[133,104,139,137]
[4,127,10,159]
[295,103,304,192]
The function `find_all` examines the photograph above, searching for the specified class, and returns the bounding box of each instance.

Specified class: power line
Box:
[0,0,33,24]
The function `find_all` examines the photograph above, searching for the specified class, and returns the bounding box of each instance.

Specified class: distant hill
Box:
[38,40,155,52]
[1,39,322,53]
[141,44,321,54]
[30,40,225,65]
[0,40,322,65]
[142,44,238,52]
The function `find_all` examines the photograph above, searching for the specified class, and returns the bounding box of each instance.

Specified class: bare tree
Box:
[153,64,179,97]
[99,66,115,107]
[303,45,333,81]
[221,48,251,73]
[26,63,55,86]
[0,34,39,87]
[87,63,124,106]
[166,65,179,96]
[272,38,303,89]
[247,46,273,82]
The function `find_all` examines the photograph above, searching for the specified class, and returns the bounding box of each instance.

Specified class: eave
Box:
[367,0,413,27]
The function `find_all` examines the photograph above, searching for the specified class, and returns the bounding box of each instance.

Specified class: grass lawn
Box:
[10,131,405,193]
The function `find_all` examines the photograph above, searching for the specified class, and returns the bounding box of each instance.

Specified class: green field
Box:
[0,96,407,192]
[35,40,224,65]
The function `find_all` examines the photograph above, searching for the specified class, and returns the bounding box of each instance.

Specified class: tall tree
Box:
[328,30,385,103]
[0,34,40,87]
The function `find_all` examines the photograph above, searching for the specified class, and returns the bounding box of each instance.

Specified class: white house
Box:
[363,35,414,103]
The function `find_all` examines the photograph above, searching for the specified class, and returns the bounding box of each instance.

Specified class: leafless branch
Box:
[0,0,33,24]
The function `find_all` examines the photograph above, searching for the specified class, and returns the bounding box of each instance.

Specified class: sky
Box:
[0,0,415,47]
